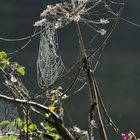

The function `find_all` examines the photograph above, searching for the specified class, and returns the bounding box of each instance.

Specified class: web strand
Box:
[0,28,44,42]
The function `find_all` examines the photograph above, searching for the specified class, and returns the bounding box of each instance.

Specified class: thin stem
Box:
[61,67,82,97]
[94,78,118,132]
[26,104,29,140]
[75,21,108,140]
[76,22,87,59]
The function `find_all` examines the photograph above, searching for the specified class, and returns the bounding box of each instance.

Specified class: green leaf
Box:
[0,51,7,60]
[54,134,60,140]
[0,120,9,129]
[2,59,9,65]
[45,113,50,118]
[16,66,25,75]
[51,133,60,140]
[21,123,37,133]
[41,122,55,132]
[0,59,9,70]
[23,124,27,133]
[28,124,37,132]
[13,118,24,129]
[0,135,18,140]
[39,132,44,138]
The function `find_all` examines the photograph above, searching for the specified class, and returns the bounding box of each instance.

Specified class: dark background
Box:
[0,0,140,139]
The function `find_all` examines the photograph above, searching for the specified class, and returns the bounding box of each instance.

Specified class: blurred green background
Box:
[0,0,140,139]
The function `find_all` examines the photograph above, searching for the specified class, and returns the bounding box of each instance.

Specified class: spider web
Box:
[37,24,65,88]
[34,0,124,98]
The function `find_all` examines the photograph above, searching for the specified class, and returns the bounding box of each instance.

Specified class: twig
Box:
[26,102,29,140]
[93,78,118,132]
[61,67,82,97]
[75,22,107,140]
[0,94,75,140]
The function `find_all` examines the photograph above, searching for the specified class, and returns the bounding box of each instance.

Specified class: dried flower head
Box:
[34,0,116,37]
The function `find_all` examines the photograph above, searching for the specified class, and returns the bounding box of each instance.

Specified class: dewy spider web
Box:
[37,24,65,88]
[34,0,124,100]
[35,0,113,89]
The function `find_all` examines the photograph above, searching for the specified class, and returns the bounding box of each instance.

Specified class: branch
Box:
[0,94,75,140]
[76,21,108,140]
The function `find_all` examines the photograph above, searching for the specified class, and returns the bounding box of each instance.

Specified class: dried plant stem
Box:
[76,22,108,140]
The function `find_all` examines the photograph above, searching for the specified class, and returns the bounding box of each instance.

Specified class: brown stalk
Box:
[75,22,108,140]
